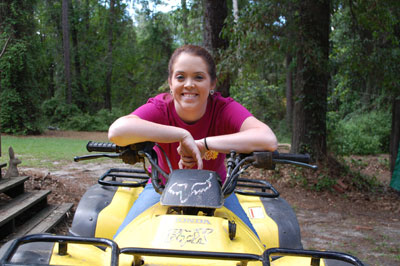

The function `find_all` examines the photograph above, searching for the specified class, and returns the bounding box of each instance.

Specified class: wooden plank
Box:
[0,190,51,227]
[0,176,29,194]
[12,204,59,238]
[27,203,73,235]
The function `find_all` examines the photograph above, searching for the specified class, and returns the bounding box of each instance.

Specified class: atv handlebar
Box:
[87,141,119,153]
[74,141,317,196]
[79,141,317,170]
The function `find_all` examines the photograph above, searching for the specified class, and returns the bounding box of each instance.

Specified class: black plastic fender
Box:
[260,196,303,249]
[69,184,117,238]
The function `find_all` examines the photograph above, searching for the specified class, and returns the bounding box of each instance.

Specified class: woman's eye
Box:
[176,75,184,81]
[195,75,204,80]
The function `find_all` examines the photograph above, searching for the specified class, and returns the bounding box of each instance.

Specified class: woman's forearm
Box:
[199,117,278,154]
[108,115,189,147]
[203,129,277,154]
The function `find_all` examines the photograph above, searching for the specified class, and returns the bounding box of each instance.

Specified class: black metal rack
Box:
[0,234,366,266]
[98,168,150,187]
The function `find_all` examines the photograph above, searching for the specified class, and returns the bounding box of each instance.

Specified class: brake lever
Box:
[74,153,121,162]
[273,159,318,170]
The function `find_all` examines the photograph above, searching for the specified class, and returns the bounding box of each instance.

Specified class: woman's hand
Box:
[177,134,203,169]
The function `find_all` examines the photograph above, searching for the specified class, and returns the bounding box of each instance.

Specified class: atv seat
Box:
[160,169,223,210]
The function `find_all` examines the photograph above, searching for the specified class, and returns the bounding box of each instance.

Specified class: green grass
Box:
[1,136,91,169]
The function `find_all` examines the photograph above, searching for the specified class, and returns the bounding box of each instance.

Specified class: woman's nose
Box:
[184,79,194,88]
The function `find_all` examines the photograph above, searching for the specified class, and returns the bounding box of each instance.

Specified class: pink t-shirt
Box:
[132,92,252,183]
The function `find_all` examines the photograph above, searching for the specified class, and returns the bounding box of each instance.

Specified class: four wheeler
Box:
[0,141,365,265]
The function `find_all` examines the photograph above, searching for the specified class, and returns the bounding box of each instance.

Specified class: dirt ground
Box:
[5,131,400,265]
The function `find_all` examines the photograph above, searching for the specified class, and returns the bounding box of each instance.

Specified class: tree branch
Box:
[0,36,11,58]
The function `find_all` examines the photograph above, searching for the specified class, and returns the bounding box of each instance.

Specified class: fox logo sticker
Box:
[167,174,213,203]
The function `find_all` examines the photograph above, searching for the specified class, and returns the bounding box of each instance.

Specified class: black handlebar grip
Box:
[273,152,311,163]
[86,141,118,152]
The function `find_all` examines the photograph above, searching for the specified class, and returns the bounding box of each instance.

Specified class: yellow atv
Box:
[0,142,365,266]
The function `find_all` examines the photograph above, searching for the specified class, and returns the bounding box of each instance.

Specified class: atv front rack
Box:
[0,234,119,266]
[265,248,366,266]
[0,234,366,266]
[99,168,150,187]
[235,178,280,198]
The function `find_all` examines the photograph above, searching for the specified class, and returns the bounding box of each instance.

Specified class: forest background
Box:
[0,0,399,182]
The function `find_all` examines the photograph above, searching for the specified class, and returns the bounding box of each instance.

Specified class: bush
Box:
[328,109,390,155]
[42,98,82,126]
[230,74,285,128]
[93,108,125,130]
[0,88,42,134]
[42,97,125,132]
[63,108,125,132]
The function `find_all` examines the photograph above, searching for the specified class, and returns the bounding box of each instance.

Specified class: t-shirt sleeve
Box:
[219,100,253,134]
[131,97,168,125]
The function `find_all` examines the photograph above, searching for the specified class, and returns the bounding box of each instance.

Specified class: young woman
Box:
[108,45,278,237]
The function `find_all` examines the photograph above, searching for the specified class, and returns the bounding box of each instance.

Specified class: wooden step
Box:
[14,203,74,237]
[0,176,29,197]
[0,190,50,237]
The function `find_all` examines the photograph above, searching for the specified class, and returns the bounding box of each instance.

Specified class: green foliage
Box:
[230,74,285,128]
[64,108,124,131]
[288,170,308,188]
[329,1,400,117]
[42,97,124,131]
[42,98,82,125]
[0,88,41,135]
[314,174,336,192]
[350,171,381,192]
[0,5,42,135]
[169,0,203,45]
[328,109,391,155]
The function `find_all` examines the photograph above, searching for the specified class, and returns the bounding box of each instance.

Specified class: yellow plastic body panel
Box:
[114,203,265,265]
[236,193,280,248]
[95,185,144,239]
[49,243,112,266]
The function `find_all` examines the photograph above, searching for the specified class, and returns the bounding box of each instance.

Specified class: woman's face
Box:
[169,52,216,123]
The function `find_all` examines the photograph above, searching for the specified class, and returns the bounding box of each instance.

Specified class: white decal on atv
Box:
[166,228,213,247]
[248,207,265,219]
[167,174,212,203]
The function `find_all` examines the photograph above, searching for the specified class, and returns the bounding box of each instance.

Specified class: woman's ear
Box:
[211,79,217,90]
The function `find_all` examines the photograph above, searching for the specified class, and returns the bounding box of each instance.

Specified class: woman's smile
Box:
[181,92,199,99]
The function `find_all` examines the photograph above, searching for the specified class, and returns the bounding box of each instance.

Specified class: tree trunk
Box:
[83,0,91,103]
[62,0,72,104]
[285,54,293,129]
[202,0,229,97]
[48,63,55,97]
[70,0,84,110]
[181,0,189,44]
[232,0,239,22]
[291,0,330,161]
[105,0,115,111]
[390,99,400,174]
